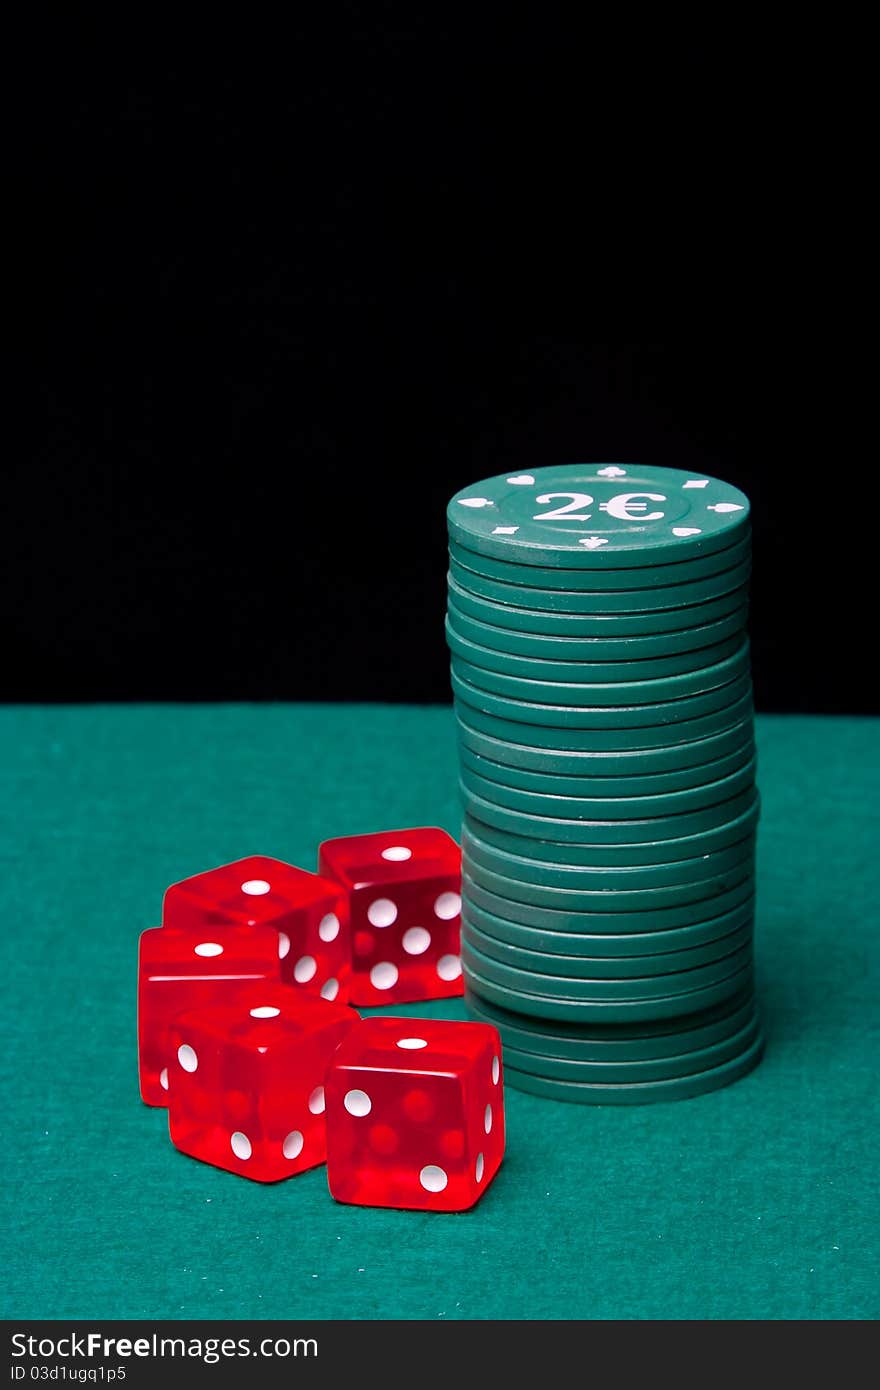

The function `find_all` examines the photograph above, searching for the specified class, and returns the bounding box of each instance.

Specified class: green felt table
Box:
[2,706,878,1321]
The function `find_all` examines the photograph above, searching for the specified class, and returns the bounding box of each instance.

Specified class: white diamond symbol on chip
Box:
[579,536,608,549]
[458,497,493,508]
[683,479,710,489]
[492,526,519,535]
[707,502,744,513]
[597,465,627,477]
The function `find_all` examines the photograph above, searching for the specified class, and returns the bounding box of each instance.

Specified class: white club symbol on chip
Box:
[596,465,627,477]
[578,537,608,549]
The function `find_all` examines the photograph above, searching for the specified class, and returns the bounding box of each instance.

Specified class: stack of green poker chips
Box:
[446,463,763,1103]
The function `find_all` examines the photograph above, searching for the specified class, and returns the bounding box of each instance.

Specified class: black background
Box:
[10,15,870,712]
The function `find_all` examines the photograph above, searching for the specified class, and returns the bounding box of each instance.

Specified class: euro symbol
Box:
[599,492,667,522]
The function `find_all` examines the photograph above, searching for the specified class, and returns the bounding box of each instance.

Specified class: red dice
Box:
[324,1017,504,1210]
[138,923,286,1107]
[318,828,462,1005]
[167,983,360,1182]
[163,855,350,1005]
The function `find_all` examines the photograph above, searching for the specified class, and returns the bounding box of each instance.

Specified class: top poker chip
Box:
[448,464,750,568]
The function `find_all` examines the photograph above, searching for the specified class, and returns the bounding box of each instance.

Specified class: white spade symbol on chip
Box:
[458,497,493,508]
[707,503,744,513]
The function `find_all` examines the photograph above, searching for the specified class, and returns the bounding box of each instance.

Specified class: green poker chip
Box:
[462,878,755,952]
[462,793,759,863]
[446,613,746,683]
[461,851,755,912]
[464,984,758,1060]
[447,465,750,568]
[452,668,753,735]
[450,640,750,708]
[452,653,752,715]
[448,597,750,662]
[456,710,755,778]
[448,531,752,591]
[462,867,756,935]
[448,553,752,615]
[455,692,754,755]
[460,784,759,854]
[461,935,753,1001]
[503,1031,764,1104]
[461,803,761,867]
[449,574,749,637]
[463,957,755,1023]
[462,912,753,979]
[459,747,757,817]
[453,666,751,731]
[501,1015,762,1083]
[462,833,756,890]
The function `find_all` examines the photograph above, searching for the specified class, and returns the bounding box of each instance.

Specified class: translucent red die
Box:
[324,1017,504,1211]
[167,983,360,1181]
[318,828,462,1005]
[138,923,286,1107]
[163,855,350,1005]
